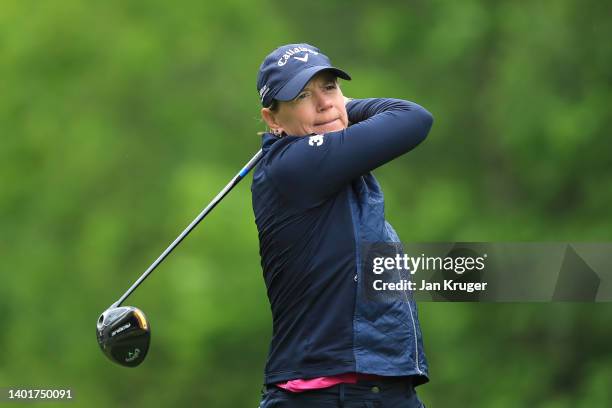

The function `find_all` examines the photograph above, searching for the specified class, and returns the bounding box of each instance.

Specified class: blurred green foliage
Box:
[1,0,611,406]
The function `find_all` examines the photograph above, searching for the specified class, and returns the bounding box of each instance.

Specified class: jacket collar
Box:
[261,132,280,150]
[261,132,319,150]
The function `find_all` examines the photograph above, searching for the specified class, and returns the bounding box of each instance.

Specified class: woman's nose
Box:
[315,92,333,111]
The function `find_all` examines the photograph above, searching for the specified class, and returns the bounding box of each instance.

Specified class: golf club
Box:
[97,149,264,367]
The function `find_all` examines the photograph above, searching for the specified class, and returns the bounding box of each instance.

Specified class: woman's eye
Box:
[325,84,337,90]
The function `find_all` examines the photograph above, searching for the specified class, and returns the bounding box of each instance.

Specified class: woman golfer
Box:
[252,43,433,408]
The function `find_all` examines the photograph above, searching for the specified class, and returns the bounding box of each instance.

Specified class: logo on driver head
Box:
[308,134,324,147]
[125,348,141,362]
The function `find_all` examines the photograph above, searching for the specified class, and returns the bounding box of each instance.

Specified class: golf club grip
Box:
[113,149,264,308]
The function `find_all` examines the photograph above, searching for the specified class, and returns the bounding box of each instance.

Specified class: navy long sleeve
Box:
[266,98,433,208]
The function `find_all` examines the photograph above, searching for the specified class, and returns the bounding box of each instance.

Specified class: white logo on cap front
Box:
[278,47,319,66]
[308,134,324,147]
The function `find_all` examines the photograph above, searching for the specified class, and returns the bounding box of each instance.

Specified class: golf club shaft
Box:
[112,149,264,308]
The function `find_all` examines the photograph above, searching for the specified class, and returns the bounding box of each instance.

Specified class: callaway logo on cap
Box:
[256,43,351,108]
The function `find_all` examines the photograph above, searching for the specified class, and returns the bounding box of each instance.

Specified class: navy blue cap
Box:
[257,43,351,108]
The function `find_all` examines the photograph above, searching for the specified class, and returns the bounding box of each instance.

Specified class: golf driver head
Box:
[96,306,150,367]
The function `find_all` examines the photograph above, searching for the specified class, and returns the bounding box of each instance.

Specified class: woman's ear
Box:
[261,107,284,135]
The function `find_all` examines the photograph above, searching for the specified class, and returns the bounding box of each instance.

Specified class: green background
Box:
[1,0,611,406]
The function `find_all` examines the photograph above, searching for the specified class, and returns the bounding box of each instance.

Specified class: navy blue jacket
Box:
[251,98,433,386]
